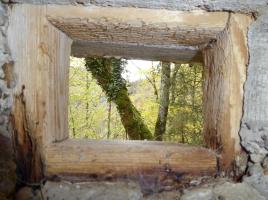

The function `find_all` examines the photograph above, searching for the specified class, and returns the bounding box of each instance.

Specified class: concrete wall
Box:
[0,2,16,199]
[5,0,268,13]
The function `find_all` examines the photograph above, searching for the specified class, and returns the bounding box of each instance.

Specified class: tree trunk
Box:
[107,100,111,139]
[154,62,171,141]
[170,64,180,104]
[85,72,90,128]
[85,57,153,140]
[69,106,76,137]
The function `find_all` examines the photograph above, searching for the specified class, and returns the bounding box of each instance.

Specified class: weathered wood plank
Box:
[72,41,203,63]
[8,5,72,147]
[47,6,229,46]
[202,14,252,172]
[7,4,73,182]
[45,139,217,179]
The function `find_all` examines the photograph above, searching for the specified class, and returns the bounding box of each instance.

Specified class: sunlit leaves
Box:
[69,58,204,145]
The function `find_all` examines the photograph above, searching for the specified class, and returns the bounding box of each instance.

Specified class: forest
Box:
[68,57,204,145]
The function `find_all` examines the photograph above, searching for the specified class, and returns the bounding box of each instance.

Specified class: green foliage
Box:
[68,57,125,139]
[128,63,204,144]
[69,57,204,145]
[128,79,160,135]
[165,64,204,145]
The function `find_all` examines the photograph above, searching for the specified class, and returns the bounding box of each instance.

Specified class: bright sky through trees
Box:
[123,60,159,82]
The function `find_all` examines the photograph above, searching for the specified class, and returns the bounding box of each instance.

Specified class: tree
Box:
[107,100,112,139]
[68,57,109,139]
[167,64,204,145]
[85,57,153,140]
[154,62,171,141]
[170,64,181,104]
[133,61,160,101]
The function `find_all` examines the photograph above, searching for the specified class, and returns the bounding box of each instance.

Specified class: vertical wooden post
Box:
[8,5,72,183]
[202,14,252,172]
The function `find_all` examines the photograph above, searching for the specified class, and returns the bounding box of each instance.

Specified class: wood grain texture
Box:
[45,139,216,178]
[72,41,203,63]
[7,4,253,179]
[46,6,228,46]
[7,5,72,150]
[11,89,44,182]
[202,14,252,171]
[48,6,229,63]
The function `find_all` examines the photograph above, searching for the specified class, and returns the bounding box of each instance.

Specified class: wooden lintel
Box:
[45,139,216,179]
[47,6,229,46]
[72,41,203,63]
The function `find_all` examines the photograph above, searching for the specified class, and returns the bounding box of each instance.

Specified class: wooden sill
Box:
[45,139,217,179]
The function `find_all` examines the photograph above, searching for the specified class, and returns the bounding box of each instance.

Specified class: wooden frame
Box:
[7,4,251,182]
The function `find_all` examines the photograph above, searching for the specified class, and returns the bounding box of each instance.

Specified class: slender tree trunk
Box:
[85,57,153,140]
[147,76,159,101]
[107,100,111,139]
[69,106,76,137]
[181,130,185,144]
[154,62,171,141]
[170,64,180,104]
[85,72,90,128]
[191,64,197,132]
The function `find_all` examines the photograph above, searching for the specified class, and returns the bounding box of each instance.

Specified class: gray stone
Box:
[0,2,16,199]
[0,7,5,26]
[244,175,268,199]
[248,163,264,176]
[0,117,4,126]
[181,182,266,200]
[181,188,214,200]
[189,179,202,187]
[144,191,181,200]
[42,181,143,200]
[250,153,266,163]
[239,11,268,179]
[213,182,266,200]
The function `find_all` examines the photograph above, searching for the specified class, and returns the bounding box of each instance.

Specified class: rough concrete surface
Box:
[0,1,16,199]
[181,182,266,200]
[42,181,143,200]
[3,0,268,13]
[24,180,266,200]
[0,1,12,138]
[240,9,268,159]
[239,9,268,198]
